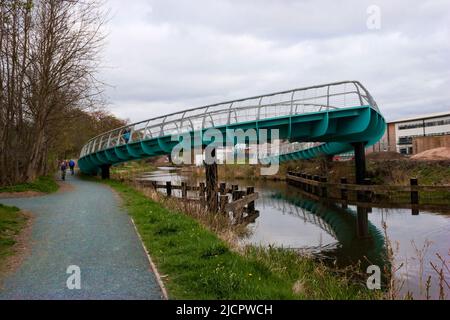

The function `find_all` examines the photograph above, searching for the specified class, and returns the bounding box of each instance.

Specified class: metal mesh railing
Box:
[80,81,378,158]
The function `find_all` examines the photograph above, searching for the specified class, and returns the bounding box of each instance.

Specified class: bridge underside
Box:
[79,105,386,175]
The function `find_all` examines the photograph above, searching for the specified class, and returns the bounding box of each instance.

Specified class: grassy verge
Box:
[0,204,28,271]
[102,179,381,300]
[0,176,59,194]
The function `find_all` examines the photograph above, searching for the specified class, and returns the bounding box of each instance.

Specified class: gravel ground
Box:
[0,174,163,300]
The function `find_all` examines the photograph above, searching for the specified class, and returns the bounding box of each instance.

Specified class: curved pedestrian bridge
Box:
[79,81,386,174]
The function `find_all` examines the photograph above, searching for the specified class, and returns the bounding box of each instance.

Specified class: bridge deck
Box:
[79,81,386,174]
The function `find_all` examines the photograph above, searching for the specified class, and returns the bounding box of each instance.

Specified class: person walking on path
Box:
[60,160,67,181]
[69,159,76,175]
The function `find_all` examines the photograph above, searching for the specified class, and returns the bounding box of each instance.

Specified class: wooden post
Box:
[246,187,255,213]
[320,177,327,198]
[341,178,348,209]
[219,183,226,194]
[313,175,320,196]
[232,185,239,200]
[306,175,312,193]
[219,195,228,215]
[181,182,187,200]
[233,191,244,222]
[199,182,206,205]
[205,148,218,213]
[295,172,301,188]
[151,181,157,190]
[411,178,419,215]
[166,181,172,197]
[232,190,239,201]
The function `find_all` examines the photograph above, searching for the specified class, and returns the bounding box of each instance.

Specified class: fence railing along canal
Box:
[135,179,260,224]
[286,172,450,214]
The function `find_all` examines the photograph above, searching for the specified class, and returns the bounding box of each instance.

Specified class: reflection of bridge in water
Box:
[256,190,387,268]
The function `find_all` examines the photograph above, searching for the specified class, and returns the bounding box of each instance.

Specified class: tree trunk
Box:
[26,124,46,182]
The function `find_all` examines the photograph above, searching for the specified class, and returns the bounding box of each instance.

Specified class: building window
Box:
[398,136,412,145]
[400,148,407,155]
[399,123,423,130]
[398,118,450,130]
[425,119,450,127]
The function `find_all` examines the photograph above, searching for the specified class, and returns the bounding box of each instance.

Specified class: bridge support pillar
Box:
[204,148,218,213]
[352,142,367,185]
[353,142,370,238]
[101,164,111,180]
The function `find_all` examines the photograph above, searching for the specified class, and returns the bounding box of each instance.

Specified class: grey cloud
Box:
[101,0,450,123]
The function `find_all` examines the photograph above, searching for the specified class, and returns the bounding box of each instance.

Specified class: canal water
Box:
[141,167,450,299]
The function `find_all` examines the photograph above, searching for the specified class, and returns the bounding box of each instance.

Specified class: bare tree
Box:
[0,0,32,184]
[1,0,107,184]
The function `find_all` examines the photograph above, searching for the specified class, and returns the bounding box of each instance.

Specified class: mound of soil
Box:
[367,151,406,161]
[411,147,450,161]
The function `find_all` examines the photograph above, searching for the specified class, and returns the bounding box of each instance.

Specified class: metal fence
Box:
[80,81,379,158]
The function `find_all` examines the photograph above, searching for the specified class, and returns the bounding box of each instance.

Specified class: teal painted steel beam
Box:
[79,105,386,173]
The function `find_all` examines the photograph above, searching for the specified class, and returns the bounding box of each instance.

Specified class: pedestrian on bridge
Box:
[122,128,131,144]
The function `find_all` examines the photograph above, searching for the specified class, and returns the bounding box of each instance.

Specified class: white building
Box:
[391,111,450,155]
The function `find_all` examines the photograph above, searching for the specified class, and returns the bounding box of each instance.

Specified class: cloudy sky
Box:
[100,0,450,123]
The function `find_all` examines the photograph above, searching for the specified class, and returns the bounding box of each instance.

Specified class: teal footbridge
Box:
[78,81,386,178]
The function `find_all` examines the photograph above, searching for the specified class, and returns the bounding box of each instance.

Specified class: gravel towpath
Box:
[0,175,163,300]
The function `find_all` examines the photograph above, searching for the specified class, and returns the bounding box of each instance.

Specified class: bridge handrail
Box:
[80,80,379,158]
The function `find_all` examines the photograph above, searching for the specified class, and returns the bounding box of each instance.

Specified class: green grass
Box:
[0,204,28,269]
[0,176,59,194]
[103,179,381,300]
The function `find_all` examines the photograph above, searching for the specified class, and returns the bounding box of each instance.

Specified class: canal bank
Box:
[131,167,450,300]
[97,177,381,300]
